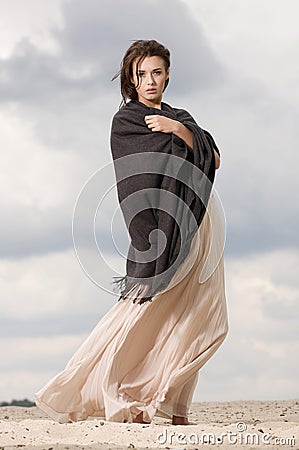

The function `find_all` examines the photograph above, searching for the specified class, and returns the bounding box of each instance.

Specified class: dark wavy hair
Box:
[112,39,171,108]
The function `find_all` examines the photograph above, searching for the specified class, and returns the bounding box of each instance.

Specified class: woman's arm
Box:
[144,115,221,169]
[173,122,220,169]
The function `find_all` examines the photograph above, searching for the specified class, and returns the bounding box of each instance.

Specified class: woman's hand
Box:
[145,115,194,150]
[144,114,220,169]
[144,115,177,133]
[214,150,220,169]
[144,115,193,148]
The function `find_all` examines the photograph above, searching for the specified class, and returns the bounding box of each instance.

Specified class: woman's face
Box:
[131,55,169,108]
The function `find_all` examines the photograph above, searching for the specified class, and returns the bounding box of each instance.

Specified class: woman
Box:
[34,39,228,426]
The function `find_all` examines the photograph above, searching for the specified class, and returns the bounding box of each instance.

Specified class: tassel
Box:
[138,294,154,305]
[111,275,126,292]
[111,275,154,305]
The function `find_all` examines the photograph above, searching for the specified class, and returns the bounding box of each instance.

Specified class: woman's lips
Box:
[146,89,157,93]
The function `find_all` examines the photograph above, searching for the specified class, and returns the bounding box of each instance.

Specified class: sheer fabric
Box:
[35,191,228,423]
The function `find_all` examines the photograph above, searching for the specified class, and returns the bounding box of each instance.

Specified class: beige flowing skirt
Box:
[34,191,228,424]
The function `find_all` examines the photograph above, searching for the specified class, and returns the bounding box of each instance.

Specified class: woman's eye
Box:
[154,71,162,75]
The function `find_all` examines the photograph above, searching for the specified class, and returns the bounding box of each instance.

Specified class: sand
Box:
[0,399,298,449]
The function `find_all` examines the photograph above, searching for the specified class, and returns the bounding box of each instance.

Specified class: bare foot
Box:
[172,415,196,425]
[133,412,147,423]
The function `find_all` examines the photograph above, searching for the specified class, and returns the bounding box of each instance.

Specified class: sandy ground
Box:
[0,399,298,449]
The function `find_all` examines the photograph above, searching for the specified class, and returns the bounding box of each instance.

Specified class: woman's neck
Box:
[137,99,162,110]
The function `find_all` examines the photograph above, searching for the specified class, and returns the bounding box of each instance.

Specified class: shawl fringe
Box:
[111,275,154,305]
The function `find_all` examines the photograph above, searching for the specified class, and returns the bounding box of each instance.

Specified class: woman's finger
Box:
[145,119,154,125]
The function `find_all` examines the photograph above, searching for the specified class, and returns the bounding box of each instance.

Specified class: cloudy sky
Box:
[0,0,298,404]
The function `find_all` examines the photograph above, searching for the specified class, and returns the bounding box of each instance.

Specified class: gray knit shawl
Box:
[110,100,220,305]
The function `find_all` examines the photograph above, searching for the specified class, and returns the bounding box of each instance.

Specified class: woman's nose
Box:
[147,74,155,84]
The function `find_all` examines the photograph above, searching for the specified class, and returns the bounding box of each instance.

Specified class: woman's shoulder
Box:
[111,102,135,128]
[112,101,130,119]
[112,100,145,121]
[111,101,147,135]
[162,102,197,123]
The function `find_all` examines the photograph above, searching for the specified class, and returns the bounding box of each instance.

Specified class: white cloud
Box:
[0,0,63,58]
[0,107,75,209]
[0,249,123,321]
[0,334,87,369]
[182,0,299,103]
[196,248,299,401]
[0,104,121,258]
[0,106,93,257]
